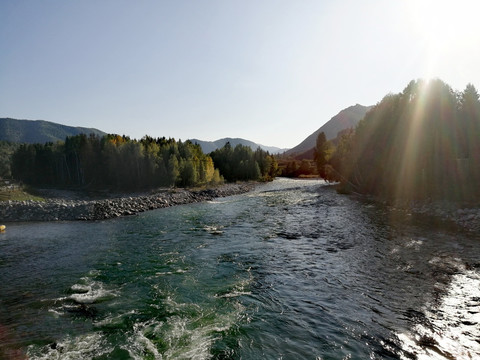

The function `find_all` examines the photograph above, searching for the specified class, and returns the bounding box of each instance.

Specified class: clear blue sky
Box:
[1,0,479,148]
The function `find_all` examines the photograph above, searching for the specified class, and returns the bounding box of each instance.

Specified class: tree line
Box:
[10,134,277,190]
[11,134,223,190]
[328,79,480,201]
[209,142,278,182]
[276,132,332,178]
[0,141,20,179]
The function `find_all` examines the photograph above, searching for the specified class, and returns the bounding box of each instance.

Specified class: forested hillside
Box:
[331,79,480,201]
[0,118,105,144]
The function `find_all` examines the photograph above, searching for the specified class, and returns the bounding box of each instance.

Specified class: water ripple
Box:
[1,178,479,359]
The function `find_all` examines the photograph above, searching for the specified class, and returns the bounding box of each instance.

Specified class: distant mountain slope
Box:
[190,137,289,154]
[286,104,372,156]
[0,118,106,144]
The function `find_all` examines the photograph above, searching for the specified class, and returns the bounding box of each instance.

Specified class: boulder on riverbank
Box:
[0,183,255,222]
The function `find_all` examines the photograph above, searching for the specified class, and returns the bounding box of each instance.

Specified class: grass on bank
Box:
[0,185,45,202]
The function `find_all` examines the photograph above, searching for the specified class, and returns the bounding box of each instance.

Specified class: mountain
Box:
[0,118,106,144]
[285,104,372,156]
[189,137,289,154]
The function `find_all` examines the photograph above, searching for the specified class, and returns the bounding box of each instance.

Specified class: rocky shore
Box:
[0,183,255,222]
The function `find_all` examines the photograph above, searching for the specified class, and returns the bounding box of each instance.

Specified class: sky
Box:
[1,0,480,149]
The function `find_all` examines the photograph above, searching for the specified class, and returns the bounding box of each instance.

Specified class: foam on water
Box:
[203,225,223,235]
[155,269,188,276]
[27,255,251,359]
[27,332,112,360]
[159,310,240,359]
[29,301,243,359]
[32,271,120,324]
[215,274,253,299]
[115,295,245,360]
[93,309,137,327]
[68,272,119,304]
[125,321,164,360]
[69,282,117,304]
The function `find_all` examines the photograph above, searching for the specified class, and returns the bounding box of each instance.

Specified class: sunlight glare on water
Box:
[397,269,480,360]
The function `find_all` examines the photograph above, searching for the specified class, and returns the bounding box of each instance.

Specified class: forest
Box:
[6,78,480,201]
[210,142,278,182]
[327,79,480,201]
[10,134,277,191]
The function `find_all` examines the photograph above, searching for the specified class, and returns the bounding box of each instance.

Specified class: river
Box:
[0,178,479,359]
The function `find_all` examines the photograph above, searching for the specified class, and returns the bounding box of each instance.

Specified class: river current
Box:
[0,178,479,359]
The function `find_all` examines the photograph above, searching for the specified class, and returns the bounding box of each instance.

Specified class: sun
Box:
[408,1,451,40]
[406,0,480,76]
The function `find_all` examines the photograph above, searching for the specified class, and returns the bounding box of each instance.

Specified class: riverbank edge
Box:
[0,183,256,222]
[347,190,480,234]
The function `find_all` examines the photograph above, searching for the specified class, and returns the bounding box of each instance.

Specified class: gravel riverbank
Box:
[0,183,255,222]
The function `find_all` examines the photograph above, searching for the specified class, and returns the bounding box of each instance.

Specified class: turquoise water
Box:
[0,178,479,359]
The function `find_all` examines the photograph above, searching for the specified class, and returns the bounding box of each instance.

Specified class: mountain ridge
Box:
[0,118,106,144]
[286,104,372,156]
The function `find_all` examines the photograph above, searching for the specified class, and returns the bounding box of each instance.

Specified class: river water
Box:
[0,178,479,359]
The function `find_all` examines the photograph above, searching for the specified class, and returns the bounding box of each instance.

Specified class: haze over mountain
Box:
[190,138,289,154]
[0,118,106,144]
[286,104,372,156]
